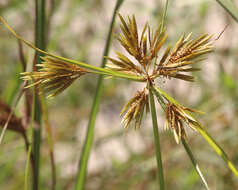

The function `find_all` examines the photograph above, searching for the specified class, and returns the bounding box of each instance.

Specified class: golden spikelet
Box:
[120,88,149,129]
[21,56,89,98]
[107,14,213,83]
[165,103,203,144]
[155,33,213,82]
[107,13,168,74]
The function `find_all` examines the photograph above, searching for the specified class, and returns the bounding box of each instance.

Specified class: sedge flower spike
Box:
[164,103,203,144]
[21,56,90,98]
[120,88,149,129]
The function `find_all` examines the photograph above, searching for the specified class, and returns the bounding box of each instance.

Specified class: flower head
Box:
[106,13,168,76]
[120,88,149,129]
[21,56,89,98]
[155,33,213,82]
[107,14,213,83]
[165,103,202,144]
[107,14,213,131]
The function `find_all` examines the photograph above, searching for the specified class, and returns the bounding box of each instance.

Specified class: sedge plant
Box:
[1,6,238,190]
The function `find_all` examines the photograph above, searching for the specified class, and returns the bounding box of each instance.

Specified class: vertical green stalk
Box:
[149,86,165,190]
[75,1,124,189]
[33,0,46,190]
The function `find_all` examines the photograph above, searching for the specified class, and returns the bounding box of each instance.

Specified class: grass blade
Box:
[182,137,210,190]
[74,1,124,189]
[149,87,165,190]
[196,127,238,178]
[215,0,238,22]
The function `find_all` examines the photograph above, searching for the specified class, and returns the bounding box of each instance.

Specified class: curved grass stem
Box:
[74,1,125,189]
[181,137,210,190]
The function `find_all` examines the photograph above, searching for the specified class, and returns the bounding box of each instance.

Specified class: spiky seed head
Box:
[165,103,202,144]
[155,33,213,82]
[107,14,213,132]
[21,56,89,98]
[120,88,149,129]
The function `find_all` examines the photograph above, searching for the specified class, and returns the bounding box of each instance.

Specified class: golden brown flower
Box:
[107,14,213,131]
[107,14,213,83]
[155,33,213,82]
[21,56,89,98]
[106,13,168,76]
[165,103,202,144]
[120,88,149,129]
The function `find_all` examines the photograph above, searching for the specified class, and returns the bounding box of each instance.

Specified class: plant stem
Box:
[215,0,238,22]
[149,86,165,190]
[40,97,56,190]
[74,1,124,189]
[181,137,210,190]
[33,0,46,189]
[196,127,238,178]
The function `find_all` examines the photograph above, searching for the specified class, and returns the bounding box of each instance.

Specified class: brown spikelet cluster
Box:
[154,33,213,82]
[21,56,89,98]
[120,89,149,129]
[0,100,25,134]
[107,14,213,129]
[107,14,213,82]
[164,103,203,144]
[106,13,168,75]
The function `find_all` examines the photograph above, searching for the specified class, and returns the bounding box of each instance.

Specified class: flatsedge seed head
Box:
[107,13,169,77]
[120,88,148,129]
[21,56,89,98]
[164,103,202,144]
[154,33,213,82]
[106,14,214,134]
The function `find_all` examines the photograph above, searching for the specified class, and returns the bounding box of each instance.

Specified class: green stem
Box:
[149,86,165,190]
[74,1,124,189]
[33,0,46,190]
[215,0,238,22]
[181,137,210,190]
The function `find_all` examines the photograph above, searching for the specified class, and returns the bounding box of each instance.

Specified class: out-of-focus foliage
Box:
[0,0,238,189]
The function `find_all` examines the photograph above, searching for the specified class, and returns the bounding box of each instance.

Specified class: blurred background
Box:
[0,0,238,189]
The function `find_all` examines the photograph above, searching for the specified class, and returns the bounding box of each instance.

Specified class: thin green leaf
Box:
[182,137,210,190]
[74,1,125,189]
[215,0,238,22]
